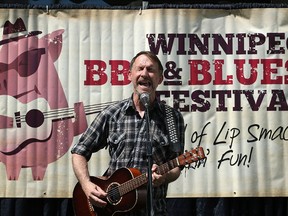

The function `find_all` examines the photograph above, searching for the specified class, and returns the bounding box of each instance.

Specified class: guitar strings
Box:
[105,161,176,198]
[100,151,203,200]
[105,161,177,199]
[106,173,147,198]
[15,101,118,123]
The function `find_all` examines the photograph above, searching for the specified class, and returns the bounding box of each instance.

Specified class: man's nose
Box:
[140,68,149,77]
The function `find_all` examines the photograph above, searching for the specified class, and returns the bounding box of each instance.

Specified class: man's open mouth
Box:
[138,80,152,88]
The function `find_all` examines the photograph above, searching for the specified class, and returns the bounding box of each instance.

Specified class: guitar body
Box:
[0,96,52,151]
[73,167,147,216]
[73,147,206,216]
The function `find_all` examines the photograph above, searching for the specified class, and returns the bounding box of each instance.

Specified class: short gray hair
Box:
[130,51,163,74]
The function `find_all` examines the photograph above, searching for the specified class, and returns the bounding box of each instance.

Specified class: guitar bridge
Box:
[15,111,21,128]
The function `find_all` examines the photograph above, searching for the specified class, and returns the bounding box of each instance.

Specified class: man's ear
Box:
[128,70,132,81]
[158,75,163,84]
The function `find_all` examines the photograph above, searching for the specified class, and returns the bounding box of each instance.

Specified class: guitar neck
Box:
[156,157,179,175]
[117,147,204,197]
[118,158,179,196]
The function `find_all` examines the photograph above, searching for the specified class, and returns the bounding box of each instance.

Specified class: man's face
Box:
[128,54,163,96]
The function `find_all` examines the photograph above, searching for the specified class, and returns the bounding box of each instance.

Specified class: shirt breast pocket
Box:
[152,132,170,163]
[107,132,127,159]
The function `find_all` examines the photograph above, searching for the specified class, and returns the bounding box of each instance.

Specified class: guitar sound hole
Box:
[25,109,44,128]
[107,183,121,205]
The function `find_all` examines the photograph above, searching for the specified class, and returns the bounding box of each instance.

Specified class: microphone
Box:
[140,92,150,109]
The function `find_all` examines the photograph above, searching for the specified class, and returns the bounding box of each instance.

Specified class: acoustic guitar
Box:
[73,147,206,216]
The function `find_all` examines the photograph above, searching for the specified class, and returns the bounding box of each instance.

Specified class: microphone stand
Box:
[144,106,154,216]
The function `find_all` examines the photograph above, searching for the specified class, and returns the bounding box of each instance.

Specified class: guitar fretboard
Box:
[117,157,178,196]
[108,147,204,198]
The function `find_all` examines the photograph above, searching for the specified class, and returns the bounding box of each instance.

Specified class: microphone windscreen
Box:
[140,92,150,108]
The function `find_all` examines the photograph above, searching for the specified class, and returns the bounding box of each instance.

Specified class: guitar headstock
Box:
[177,147,206,166]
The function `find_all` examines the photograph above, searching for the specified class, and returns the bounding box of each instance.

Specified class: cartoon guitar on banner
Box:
[72,147,206,216]
[0,95,117,153]
[0,17,117,180]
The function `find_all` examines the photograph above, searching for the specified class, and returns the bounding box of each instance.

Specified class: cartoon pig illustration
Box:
[0,18,88,180]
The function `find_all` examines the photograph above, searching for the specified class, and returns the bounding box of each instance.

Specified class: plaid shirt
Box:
[71,96,185,216]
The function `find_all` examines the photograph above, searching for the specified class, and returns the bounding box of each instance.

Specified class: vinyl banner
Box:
[0,8,287,198]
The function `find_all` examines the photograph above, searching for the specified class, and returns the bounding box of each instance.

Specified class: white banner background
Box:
[0,8,287,198]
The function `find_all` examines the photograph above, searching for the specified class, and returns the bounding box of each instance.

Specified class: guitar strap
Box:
[163,104,181,153]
